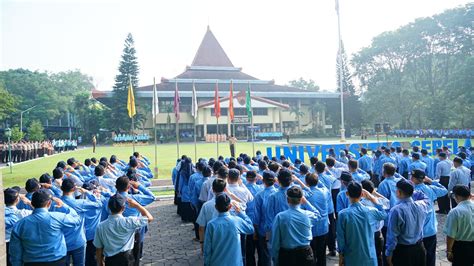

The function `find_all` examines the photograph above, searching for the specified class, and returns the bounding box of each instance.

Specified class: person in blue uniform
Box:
[443,185,474,265]
[385,179,430,266]
[94,194,154,266]
[410,169,448,266]
[305,173,331,266]
[253,171,278,266]
[448,157,471,208]
[398,149,411,178]
[244,170,264,266]
[358,148,373,179]
[336,181,387,266]
[271,186,321,266]
[203,193,254,266]
[408,153,427,176]
[435,152,452,214]
[9,189,81,266]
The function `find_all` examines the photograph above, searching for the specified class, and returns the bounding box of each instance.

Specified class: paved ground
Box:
[141,199,453,266]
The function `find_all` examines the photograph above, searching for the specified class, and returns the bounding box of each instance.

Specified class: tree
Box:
[10,126,24,142]
[289,105,305,134]
[0,83,17,121]
[27,120,45,141]
[109,33,140,132]
[336,42,362,131]
[288,78,320,91]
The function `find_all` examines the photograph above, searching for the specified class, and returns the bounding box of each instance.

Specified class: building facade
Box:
[94,27,340,139]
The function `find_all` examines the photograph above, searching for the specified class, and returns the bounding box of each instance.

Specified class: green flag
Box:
[246,83,252,120]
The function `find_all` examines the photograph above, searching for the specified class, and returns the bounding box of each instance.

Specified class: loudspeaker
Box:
[383,123,391,133]
[374,123,381,133]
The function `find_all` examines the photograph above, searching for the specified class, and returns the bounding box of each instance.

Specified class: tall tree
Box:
[0,83,17,121]
[109,33,140,132]
[336,42,362,131]
[288,78,320,91]
[27,120,45,141]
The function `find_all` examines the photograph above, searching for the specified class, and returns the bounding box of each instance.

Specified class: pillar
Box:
[203,109,208,136]
[279,110,283,133]
[272,108,277,131]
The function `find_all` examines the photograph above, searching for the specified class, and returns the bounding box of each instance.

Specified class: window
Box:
[211,108,228,116]
[253,108,268,116]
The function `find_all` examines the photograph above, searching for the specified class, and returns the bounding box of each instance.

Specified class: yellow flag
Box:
[127,77,136,118]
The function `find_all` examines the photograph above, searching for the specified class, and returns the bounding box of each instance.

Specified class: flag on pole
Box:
[152,77,159,119]
[228,80,234,121]
[191,81,198,118]
[174,81,181,121]
[214,80,221,118]
[246,82,252,120]
[127,76,136,118]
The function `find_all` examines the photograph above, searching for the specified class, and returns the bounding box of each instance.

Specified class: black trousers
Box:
[438,176,451,213]
[423,235,437,266]
[230,144,235,158]
[374,230,384,266]
[256,235,271,266]
[240,234,247,265]
[381,226,388,266]
[85,240,96,266]
[452,240,474,266]
[7,242,11,266]
[24,257,67,266]
[246,234,257,266]
[310,234,327,266]
[392,242,426,266]
[132,230,142,266]
[279,246,315,266]
[326,213,336,252]
[105,250,134,266]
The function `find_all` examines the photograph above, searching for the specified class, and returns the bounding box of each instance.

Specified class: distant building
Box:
[94,27,340,139]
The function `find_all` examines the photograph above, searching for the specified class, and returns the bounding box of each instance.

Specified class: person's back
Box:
[9,189,81,265]
[204,194,254,266]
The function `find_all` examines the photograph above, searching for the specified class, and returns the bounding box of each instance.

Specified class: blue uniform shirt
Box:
[421,156,435,178]
[385,197,430,256]
[245,183,264,224]
[336,202,386,266]
[358,155,373,173]
[443,200,474,241]
[119,185,155,217]
[414,182,448,237]
[398,157,411,175]
[9,207,81,265]
[408,160,427,174]
[204,212,254,266]
[253,186,277,236]
[62,192,103,241]
[306,185,331,236]
[336,187,350,213]
[271,205,321,263]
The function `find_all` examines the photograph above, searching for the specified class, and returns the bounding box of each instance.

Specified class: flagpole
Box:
[216,80,219,158]
[193,80,197,161]
[336,0,346,142]
[153,77,158,177]
[175,80,180,157]
[132,116,135,153]
[249,81,255,156]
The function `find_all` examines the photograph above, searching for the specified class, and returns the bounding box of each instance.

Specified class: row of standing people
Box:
[4,151,156,266]
[172,146,473,266]
[0,140,54,163]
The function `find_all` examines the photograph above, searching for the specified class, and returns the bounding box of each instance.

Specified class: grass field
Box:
[1,141,275,188]
[2,137,469,188]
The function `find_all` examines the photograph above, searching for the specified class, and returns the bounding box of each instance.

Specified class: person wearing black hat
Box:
[4,187,32,266]
[203,193,254,266]
[253,171,278,266]
[335,171,353,213]
[410,169,448,266]
[9,189,81,266]
[94,194,154,266]
[407,153,427,177]
[336,181,387,266]
[448,157,471,209]
[60,179,103,266]
[385,180,430,266]
[271,186,321,266]
[435,152,453,214]
[443,185,474,265]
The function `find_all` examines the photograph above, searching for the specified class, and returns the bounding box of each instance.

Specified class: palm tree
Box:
[308,102,325,133]
[289,106,305,133]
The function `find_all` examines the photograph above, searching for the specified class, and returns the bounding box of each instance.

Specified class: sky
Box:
[0,0,470,92]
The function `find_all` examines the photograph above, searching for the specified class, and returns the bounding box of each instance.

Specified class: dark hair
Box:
[402,149,409,155]
[25,178,40,193]
[258,160,267,171]
[56,161,66,169]
[421,149,428,155]
[287,186,303,205]
[31,189,52,208]
[246,170,257,180]
[360,148,368,154]
[61,179,76,193]
[459,152,467,160]
[217,167,229,179]
[52,167,63,180]
[315,161,326,174]
[305,173,318,187]
[396,179,414,197]
[100,157,108,163]
[262,170,276,186]
[452,185,470,198]
[325,157,335,167]
[84,158,92,166]
[299,164,309,174]
[347,181,362,198]
[110,155,117,164]
[228,169,240,182]
[91,157,97,164]
[95,165,105,176]
[396,147,402,153]
[212,161,224,174]
[133,152,140,157]
[129,158,138,168]
[268,162,280,173]
[413,146,420,152]
[281,161,290,168]
[348,160,358,170]
[39,173,52,184]
[212,178,226,193]
[309,156,318,166]
[383,163,396,176]
[277,169,292,187]
[115,176,130,192]
[4,188,19,205]
[243,156,251,164]
[228,160,237,169]
[294,158,302,165]
[361,179,375,193]
[453,157,463,165]
[202,166,212,177]
[66,158,76,166]
[108,194,126,214]
[215,193,231,213]
[438,152,447,158]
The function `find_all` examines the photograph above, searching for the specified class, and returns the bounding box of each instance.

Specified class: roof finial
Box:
[207,17,210,31]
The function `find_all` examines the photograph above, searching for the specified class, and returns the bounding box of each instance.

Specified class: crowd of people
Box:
[4,151,155,266]
[393,129,473,138]
[52,139,78,152]
[0,140,55,164]
[173,145,473,266]
[113,134,150,144]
